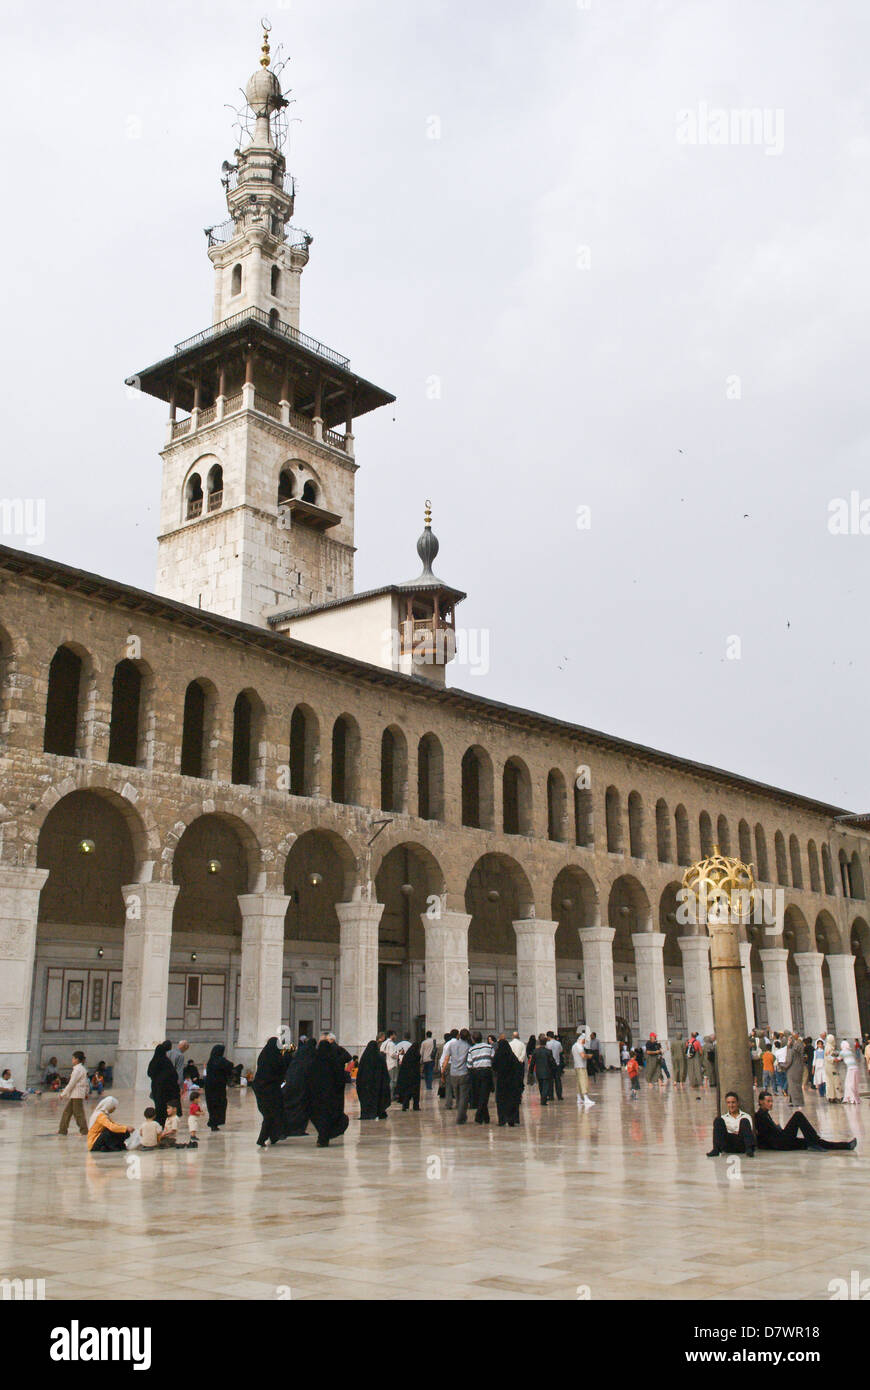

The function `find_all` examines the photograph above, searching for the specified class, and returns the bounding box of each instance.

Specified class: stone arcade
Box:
[1,34,869,1089]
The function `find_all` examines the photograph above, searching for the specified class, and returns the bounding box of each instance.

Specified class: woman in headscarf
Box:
[784,1032,805,1106]
[702,1035,718,1090]
[147,1041,180,1126]
[281,1037,316,1136]
[492,1036,524,1126]
[307,1037,350,1147]
[671,1034,687,1090]
[812,1038,827,1097]
[686,1033,703,1088]
[355,1039,392,1120]
[526,1034,537,1085]
[396,1041,421,1112]
[252,1036,287,1147]
[824,1034,843,1102]
[841,1040,861,1104]
[203,1044,234,1130]
[87,1096,132,1152]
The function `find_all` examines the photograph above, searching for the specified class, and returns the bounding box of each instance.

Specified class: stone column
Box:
[513,919,558,1042]
[738,940,755,1028]
[759,948,793,1031]
[632,932,669,1043]
[336,900,383,1056]
[235,893,290,1067]
[826,954,861,1040]
[678,935,715,1037]
[0,866,49,1081]
[794,952,827,1039]
[422,909,471,1041]
[708,914,754,1112]
[115,882,180,1092]
[578,925,618,1067]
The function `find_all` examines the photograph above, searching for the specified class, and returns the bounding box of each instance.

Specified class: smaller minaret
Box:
[395,502,462,683]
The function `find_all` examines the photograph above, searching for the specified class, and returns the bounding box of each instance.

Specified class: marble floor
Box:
[1,1072,867,1301]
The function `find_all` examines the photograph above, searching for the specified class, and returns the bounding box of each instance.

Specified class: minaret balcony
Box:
[168,391,353,454]
[400,618,456,665]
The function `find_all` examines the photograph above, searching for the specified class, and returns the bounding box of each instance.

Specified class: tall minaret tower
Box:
[128,25,394,626]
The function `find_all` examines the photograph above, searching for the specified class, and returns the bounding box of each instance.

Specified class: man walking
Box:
[441,1028,471,1124]
[57,1051,89,1136]
[509,1031,526,1066]
[381,1029,400,1098]
[167,1039,189,1107]
[546,1031,564,1100]
[420,1031,436,1091]
[467,1031,495,1124]
[572,1030,595,1108]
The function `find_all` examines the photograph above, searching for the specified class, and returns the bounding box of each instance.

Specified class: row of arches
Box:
[35,787,864,959]
[604,786,854,898]
[183,461,320,523]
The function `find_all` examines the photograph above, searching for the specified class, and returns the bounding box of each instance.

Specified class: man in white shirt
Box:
[508,1031,526,1065]
[571,1032,595,1108]
[707,1091,755,1157]
[57,1050,89,1135]
[380,1030,400,1098]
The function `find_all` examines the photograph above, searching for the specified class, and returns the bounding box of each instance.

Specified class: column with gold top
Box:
[681,846,755,1112]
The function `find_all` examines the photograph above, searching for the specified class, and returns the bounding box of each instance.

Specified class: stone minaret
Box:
[129,25,394,627]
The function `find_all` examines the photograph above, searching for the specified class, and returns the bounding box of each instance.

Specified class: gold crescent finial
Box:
[260,17,272,68]
[424,499,432,527]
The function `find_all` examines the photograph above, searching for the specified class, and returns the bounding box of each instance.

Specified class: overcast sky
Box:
[3,0,869,809]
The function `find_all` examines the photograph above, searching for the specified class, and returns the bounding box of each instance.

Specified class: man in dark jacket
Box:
[755,1091,856,1151]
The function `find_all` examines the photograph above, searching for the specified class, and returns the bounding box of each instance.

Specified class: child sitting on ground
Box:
[139,1107,164,1149]
[162,1103,180,1147]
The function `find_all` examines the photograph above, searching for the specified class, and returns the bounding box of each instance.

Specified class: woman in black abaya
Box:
[147,1041,180,1126]
[355,1040,391,1121]
[281,1038,316,1136]
[252,1037,286,1148]
[396,1042,421,1112]
[492,1037,524,1126]
[308,1038,350,1147]
[203,1043,234,1131]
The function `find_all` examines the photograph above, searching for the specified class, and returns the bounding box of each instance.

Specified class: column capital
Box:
[336,900,385,931]
[512,917,558,940]
[122,882,179,912]
[0,865,49,895]
[759,947,789,964]
[578,925,615,947]
[793,951,824,970]
[632,931,666,950]
[678,935,711,957]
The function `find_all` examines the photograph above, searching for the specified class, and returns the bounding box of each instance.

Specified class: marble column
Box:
[738,940,756,1028]
[678,935,715,1037]
[578,925,618,1067]
[759,948,792,1031]
[794,951,827,1040]
[513,919,558,1042]
[235,893,291,1066]
[422,909,471,1040]
[827,953,861,1040]
[0,865,49,1081]
[115,882,180,1091]
[336,900,383,1056]
[632,932,668,1043]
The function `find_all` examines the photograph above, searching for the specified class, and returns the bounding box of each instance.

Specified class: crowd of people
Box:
[7,1019,865,1158]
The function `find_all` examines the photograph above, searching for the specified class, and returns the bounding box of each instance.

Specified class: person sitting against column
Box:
[754,1090,856,1151]
[707,1091,756,1158]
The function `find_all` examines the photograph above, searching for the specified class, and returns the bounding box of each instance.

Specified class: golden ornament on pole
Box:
[682,844,756,1114]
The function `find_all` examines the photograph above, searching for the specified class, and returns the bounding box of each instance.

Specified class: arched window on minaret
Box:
[271,265,281,296]
[269,308,279,328]
[301,478,318,504]
[231,263,242,296]
[186,473,203,520]
[207,464,223,512]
